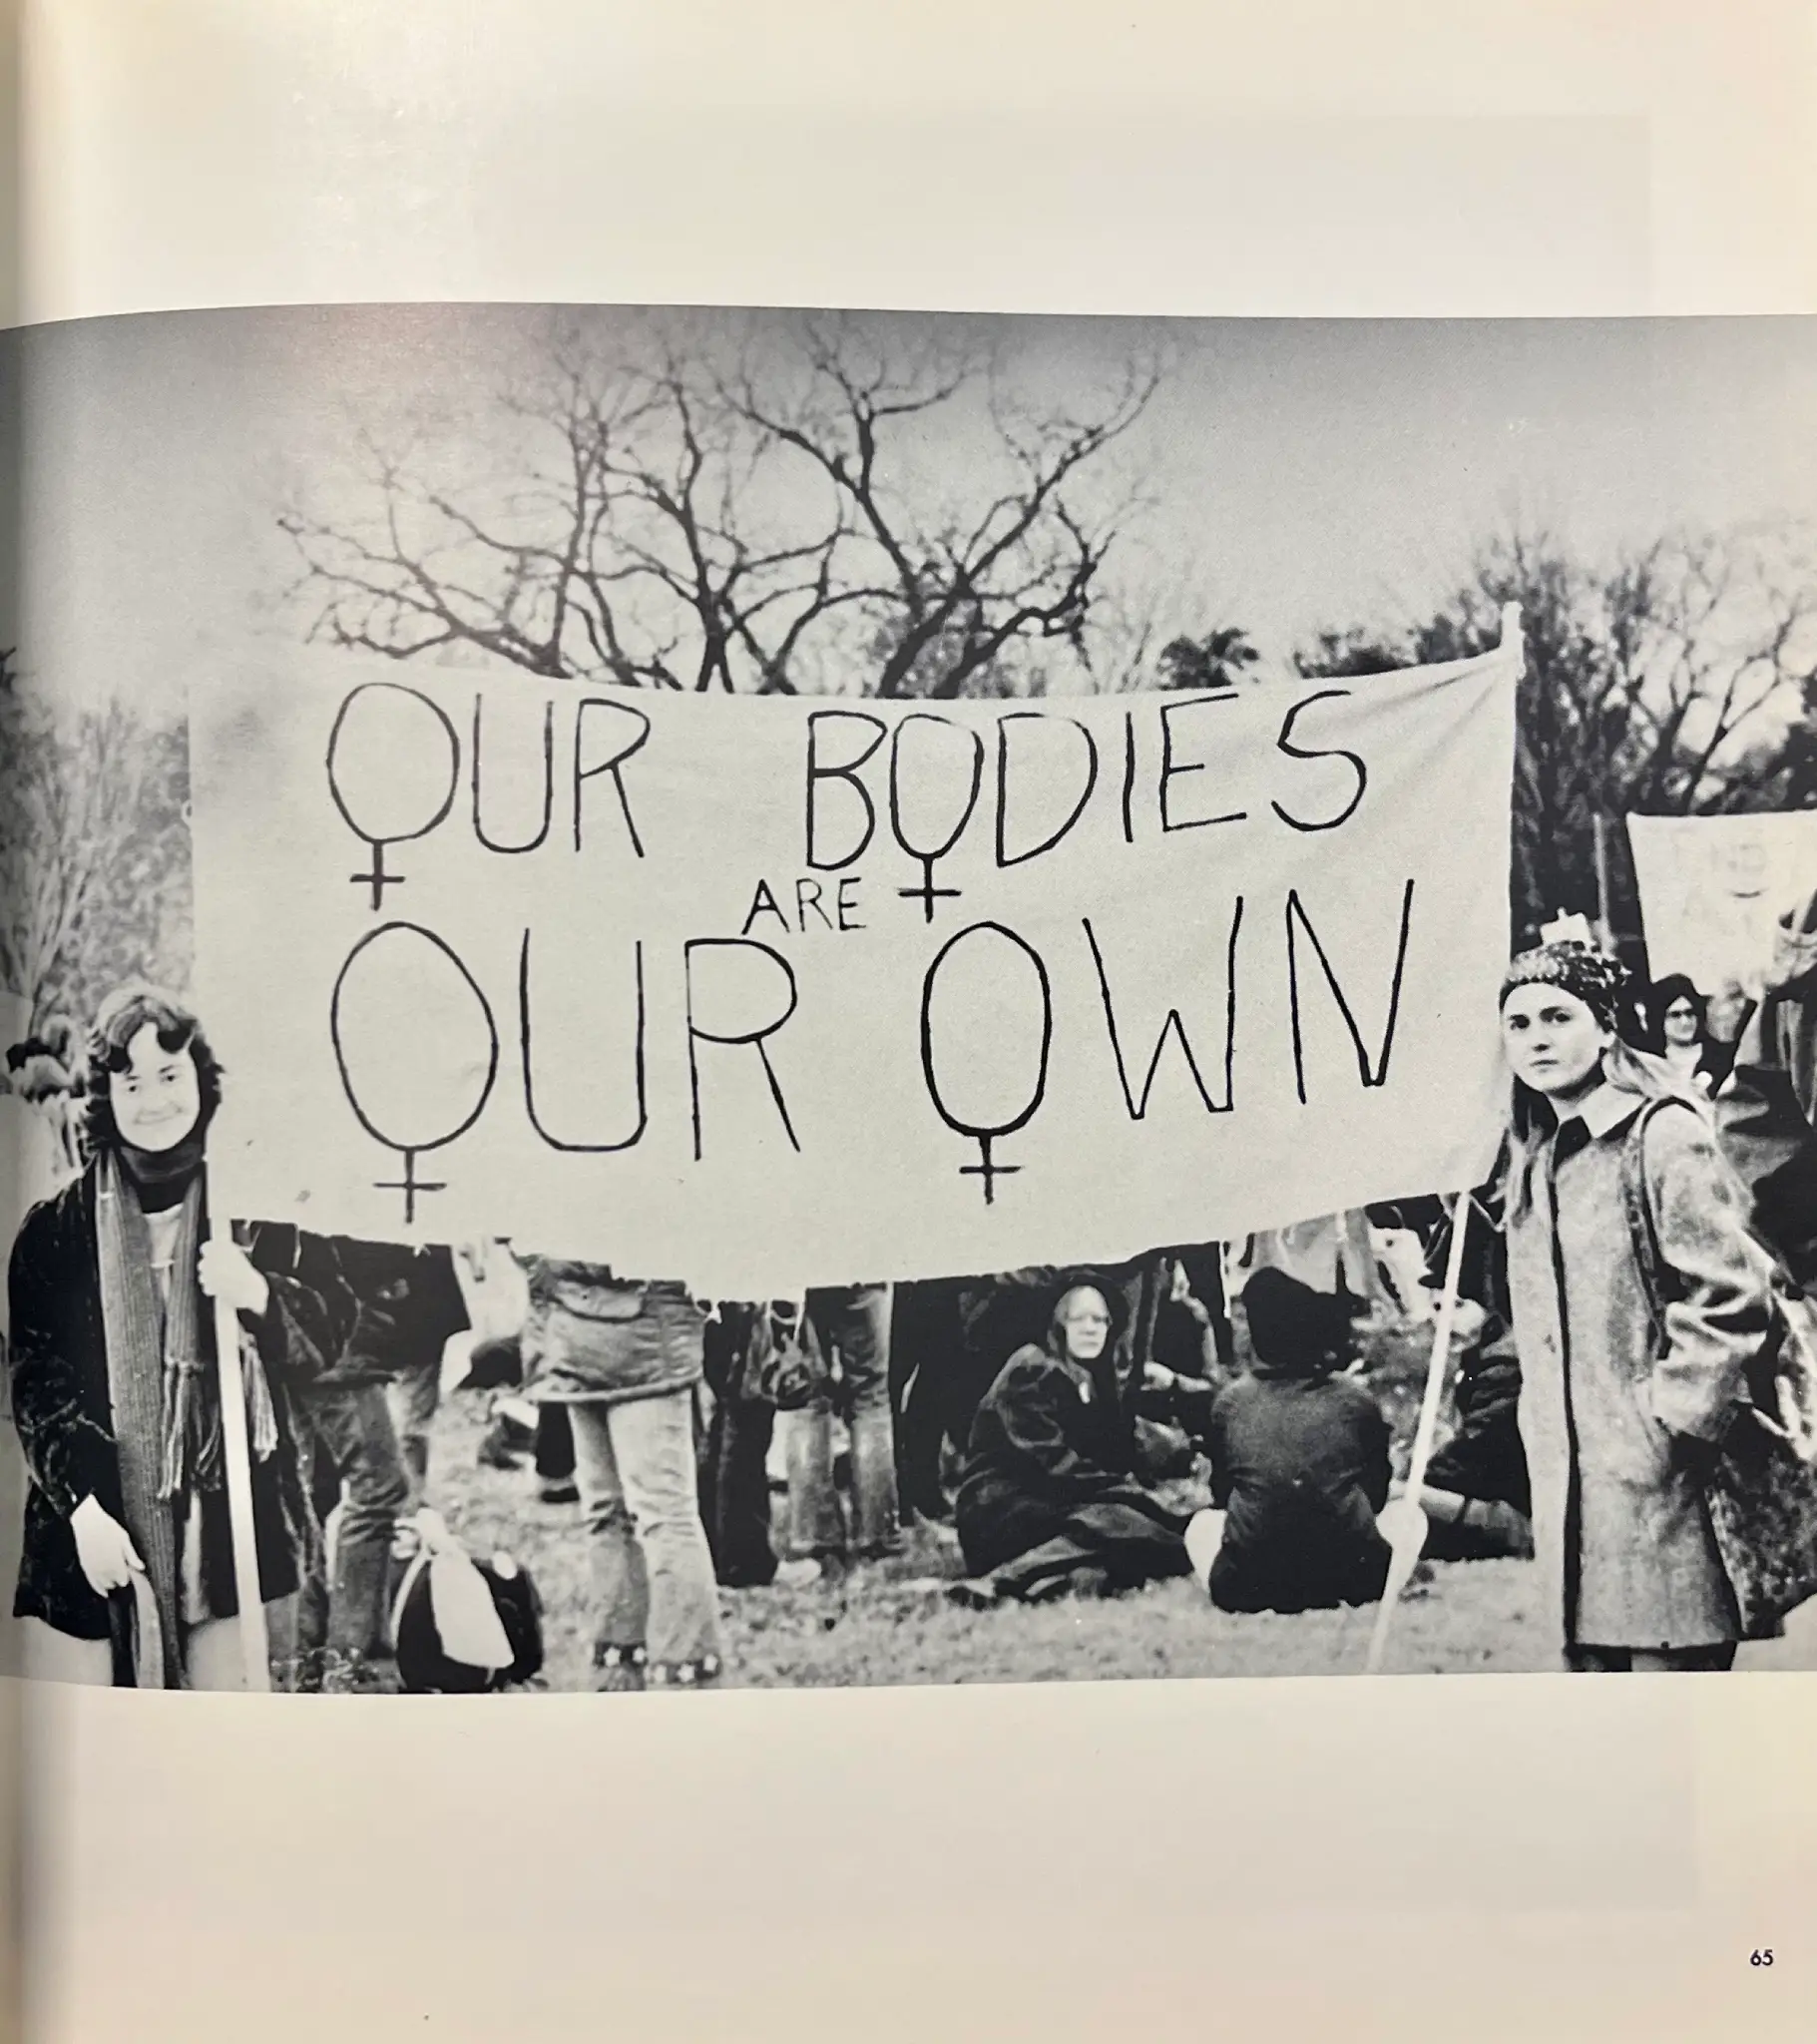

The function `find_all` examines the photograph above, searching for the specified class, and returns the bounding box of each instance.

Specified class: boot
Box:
[320,1648,395,1696]
[592,1642,648,1694]
[647,1652,723,1690]
[274,1647,325,1695]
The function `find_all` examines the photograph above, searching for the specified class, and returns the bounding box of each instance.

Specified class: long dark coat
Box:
[1203,1360,1392,1614]
[7,1168,351,1642]
[958,1258,1170,1383]
[954,1341,1191,1586]
[1505,1084,1770,1658]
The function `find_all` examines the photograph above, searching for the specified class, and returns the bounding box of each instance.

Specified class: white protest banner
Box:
[189,628,1517,1294]
[1626,811,1817,995]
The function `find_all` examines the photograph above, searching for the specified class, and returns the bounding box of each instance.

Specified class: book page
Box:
[5,5,1817,2041]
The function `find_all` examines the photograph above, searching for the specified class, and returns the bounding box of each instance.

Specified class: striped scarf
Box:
[95,1150,278,1686]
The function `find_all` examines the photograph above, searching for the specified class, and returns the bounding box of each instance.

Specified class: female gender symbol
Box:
[326,682,461,908]
[918,920,1053,1204]
[890,713,986,922]
[330,922,500,1222]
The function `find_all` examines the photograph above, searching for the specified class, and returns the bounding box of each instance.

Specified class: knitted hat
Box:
[1499,941,1626,1032]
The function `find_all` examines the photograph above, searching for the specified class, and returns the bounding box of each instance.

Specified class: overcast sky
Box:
[6,302,1817,714]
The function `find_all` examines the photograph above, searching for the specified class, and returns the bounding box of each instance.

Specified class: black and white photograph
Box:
[6,298,1817,1699]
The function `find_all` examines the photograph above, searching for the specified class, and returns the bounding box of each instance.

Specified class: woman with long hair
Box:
[7,985,351,1689]
[1499,943,1772,1672]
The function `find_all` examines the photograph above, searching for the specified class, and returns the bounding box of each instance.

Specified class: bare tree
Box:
[1300,522,1817,946]
[1155,625,1263,691]
[0,674,190,1030]
[279,311,1163,701]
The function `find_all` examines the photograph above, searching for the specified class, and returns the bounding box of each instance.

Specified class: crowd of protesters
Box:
[5,881,1817,1690]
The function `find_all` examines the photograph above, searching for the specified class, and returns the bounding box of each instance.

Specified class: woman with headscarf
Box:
[7,986,351,1689]
[1498,942,1773,1673]
[951,1281,1207,1604]
[1640,974,1731,1099]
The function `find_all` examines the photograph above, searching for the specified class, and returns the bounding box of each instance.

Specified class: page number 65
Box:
[1750,1949,1775,1967]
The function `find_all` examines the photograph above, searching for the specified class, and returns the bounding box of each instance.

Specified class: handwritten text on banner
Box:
[190,638,1518,1291]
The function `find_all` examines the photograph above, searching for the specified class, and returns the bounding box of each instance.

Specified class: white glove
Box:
[71,1494,145,1596]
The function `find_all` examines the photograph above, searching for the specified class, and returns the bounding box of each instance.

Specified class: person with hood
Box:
[1196,1266,1393,1614]
[7,985,352,1689]
[951,1281,1205,1604]
[950,1251,1186,1481]
[1499,941,1773,1673]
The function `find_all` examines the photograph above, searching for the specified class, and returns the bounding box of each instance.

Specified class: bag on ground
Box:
[392,1513,544,1693]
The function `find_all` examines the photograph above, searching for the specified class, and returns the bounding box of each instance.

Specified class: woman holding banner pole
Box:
[7,986,351,1689]
[1497,942,1772,1673]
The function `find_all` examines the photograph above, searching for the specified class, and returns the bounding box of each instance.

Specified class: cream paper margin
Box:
[6,4,1817,2041]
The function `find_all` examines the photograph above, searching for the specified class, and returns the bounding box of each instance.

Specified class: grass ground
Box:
[427,1333,1560,1692]
[423,1302,1817,1690]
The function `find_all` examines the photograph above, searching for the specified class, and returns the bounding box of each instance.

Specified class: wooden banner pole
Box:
[1365,1186,1473,1675]
[211,1221,271,1694]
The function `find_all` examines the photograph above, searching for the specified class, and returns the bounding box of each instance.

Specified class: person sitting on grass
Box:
[950,1282,1209,1606]
[1186,1266,1393,1616]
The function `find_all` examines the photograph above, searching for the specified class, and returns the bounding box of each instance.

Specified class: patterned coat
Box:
[1504,1083,1770,1660]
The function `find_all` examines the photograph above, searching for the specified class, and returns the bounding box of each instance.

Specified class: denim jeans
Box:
[296,1383,411,1659]
[785,1284,901,1560]
[387,1359,441,1511]
[567,1390,723,1671]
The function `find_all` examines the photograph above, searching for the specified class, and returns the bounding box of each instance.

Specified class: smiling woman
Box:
[108,1027,205,1153]
[6,985,355,1690]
